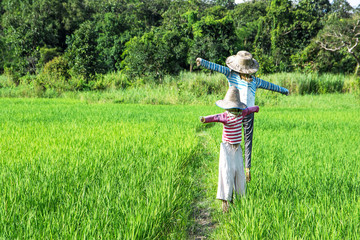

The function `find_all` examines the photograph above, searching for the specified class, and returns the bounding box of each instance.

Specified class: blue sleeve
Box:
[255,77,289,95]
[199,59,231,77]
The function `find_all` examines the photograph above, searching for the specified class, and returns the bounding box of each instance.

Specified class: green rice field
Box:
[1,94,360,239]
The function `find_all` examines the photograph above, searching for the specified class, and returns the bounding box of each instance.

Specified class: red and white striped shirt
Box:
[202,106,259,145]
[222,113,243,144]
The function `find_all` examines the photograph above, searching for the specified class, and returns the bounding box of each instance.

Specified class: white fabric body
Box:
[216,142,246,201]
[239,87,255,107]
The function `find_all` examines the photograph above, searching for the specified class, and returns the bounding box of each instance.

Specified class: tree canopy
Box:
[1,0,359,81]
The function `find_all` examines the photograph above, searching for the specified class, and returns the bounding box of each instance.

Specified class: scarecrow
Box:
[197,51,289,182]
[200,86,259,212]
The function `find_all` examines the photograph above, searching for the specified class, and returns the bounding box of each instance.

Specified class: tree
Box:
[252,0,332,73]
[330,0,353,18]
[208,0,236,9]
[0,2,4,73]
[2,0,66,75]
[289,0,331,55]
[161,0,205,71]
[123,0,172,34]
[95,12,131,72]
[65,20,100,79]
[121,27,188,81]
[315,14,360,75]
[189,8,238,69]
[230,0,268,52]
[62,0,95,36]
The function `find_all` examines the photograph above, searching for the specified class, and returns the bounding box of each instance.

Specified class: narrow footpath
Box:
[188,131,219,240]
[188,191,217,240]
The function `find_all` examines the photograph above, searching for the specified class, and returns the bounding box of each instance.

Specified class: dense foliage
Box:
[1,0,360,87]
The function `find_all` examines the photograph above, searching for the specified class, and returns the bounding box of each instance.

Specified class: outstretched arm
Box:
[242,106,259,117]
[196,58,231,77]
[255,77,289,95]
[200,112,227,124]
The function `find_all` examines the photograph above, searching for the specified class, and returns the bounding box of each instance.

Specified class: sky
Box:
[234,0,359,8]
[347,0,359,7]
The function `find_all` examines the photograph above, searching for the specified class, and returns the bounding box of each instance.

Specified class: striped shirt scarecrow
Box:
[200,86,259,212]
[197,51,289,182]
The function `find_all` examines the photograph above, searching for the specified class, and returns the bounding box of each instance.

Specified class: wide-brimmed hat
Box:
[226,51,259,74]
[216,86,247,110]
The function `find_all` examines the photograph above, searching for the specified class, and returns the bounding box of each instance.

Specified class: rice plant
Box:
[199,94,360,239]
[1,94,359,239]
[0,99,207,239]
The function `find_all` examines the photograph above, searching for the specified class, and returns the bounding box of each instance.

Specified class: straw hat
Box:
[216,86,247,110]
[226,51,259,74]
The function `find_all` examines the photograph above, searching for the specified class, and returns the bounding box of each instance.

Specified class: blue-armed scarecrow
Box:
[197,51,289,182]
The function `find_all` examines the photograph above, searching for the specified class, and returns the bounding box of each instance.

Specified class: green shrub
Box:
[262,72,346,95]
[318,74,344,94]
[176,71,227,97]
[42,56,70,80]
[261,72,300,94]
[90,72,130,90]
[37,47,60,70]
[1,71,360,103]
[298,74,319,95]
[121,28,188,81]
[36,56,71,91]
[0,75,6,88]
[65,21,100,80]
[67,75,87,91]
[3,67,21,86]
[343,75,360,94]
[19,73,36,85]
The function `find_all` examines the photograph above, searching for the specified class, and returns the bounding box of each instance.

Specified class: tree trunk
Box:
[355,62,360,76]
[190,63,193,72]
[350,52,360,76]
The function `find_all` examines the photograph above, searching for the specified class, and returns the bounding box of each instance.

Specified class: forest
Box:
[1,0,360,90]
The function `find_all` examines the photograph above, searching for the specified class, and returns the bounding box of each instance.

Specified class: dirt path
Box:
[188,131,218,239]
[188,194,217,240]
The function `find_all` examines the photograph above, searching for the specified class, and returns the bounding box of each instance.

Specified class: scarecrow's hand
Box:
[199,116,205,123]
[246,168,251,182]
[196,58,201,67]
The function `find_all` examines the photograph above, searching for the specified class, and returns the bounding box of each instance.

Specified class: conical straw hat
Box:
[226,51,259,74]
[216,86,247,110]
